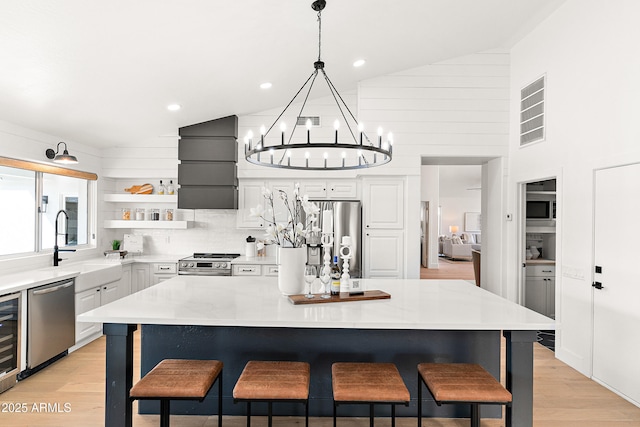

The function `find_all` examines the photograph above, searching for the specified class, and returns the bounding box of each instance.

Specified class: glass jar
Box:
[151,208,160,221]
[164,209,174,221]
[121,208,131,220]
[135,208,145,221]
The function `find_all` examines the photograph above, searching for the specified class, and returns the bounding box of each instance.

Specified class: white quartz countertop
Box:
[78,276,555,331]
[0,255,182,296]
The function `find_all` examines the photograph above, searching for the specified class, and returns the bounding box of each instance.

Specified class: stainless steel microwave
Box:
[526,200,556,219]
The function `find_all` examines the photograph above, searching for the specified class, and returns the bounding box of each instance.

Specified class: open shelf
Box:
[103,194,177,203]
[103,220,190,229]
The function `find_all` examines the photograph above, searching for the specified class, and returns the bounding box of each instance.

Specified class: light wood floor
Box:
[1,332,639,426]
[420,257,475,280]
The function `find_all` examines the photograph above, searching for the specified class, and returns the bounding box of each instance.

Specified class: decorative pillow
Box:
[452,236,463,245]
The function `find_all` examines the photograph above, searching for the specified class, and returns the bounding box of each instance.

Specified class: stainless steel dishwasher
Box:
[27,278,75,370]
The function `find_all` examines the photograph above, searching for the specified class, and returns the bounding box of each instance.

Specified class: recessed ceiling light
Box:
[260,82,272,89]
[353,59,366,68]
[167,104,181,111]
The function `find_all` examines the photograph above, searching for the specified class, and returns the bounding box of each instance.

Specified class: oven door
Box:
[178,269,231,276]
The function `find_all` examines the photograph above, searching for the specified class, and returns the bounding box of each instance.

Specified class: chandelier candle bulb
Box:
[358,123,364,145]
[324,152,328,168]
[342,151,346,167]
[305,151,310,168]
[280,122,286,145]
[334,119,340,144]
[306,119,312,144]
[269,148,274,164]
[260,125,266,146]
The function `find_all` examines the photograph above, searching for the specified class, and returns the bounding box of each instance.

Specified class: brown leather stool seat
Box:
[233,361,310,427]
[130,359,223,427]
[332,362,410,427]
[417,363,512,427]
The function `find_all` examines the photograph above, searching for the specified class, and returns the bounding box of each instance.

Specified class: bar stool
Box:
[233,360,310,427]
[417,363,512,427]
[130,359,223,427]
[331,362,410,427]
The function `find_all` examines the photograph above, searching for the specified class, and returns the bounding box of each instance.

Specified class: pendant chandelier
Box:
[244,0,393,171]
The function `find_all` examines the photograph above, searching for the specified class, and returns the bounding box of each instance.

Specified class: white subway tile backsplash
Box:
[126,210,264,255]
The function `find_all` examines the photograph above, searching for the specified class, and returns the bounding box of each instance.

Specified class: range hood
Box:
[178,115,238,209]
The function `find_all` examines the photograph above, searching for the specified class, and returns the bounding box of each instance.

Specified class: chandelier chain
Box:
[317,10,322,62]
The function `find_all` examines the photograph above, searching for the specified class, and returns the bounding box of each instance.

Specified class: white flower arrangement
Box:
[250,183,320,248]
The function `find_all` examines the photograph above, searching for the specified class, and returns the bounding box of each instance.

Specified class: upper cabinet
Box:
[178,115,239,209]
[236,179,359,228]
[362,177,404,229]
[299,180,359,200]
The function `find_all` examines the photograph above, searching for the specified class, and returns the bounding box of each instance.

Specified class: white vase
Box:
[277,246,307,295]
[530,246,540,259]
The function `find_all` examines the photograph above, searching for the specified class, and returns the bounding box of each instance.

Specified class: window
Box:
[0,157,97,257]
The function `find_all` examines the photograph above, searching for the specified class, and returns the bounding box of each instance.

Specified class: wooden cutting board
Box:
[288,290,390,305]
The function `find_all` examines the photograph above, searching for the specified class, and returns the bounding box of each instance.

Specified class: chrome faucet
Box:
[53,209,76,266]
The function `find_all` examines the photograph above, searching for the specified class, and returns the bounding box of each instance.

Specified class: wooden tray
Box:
[288,290,391,305]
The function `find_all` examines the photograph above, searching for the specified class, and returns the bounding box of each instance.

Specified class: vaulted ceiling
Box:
[0,0,564,148]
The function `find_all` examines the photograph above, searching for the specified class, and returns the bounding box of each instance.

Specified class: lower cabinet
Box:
[525,265,555,319]
[74,269,128,344]
[233,264,279,276]
[132,263,150,293]
[151,262,177,285]
[363,229,404,278]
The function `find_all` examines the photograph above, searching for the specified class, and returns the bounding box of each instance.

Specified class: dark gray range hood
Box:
[178,115,238,209]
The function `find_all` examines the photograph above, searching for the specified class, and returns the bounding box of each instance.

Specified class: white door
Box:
[593,163,640,405]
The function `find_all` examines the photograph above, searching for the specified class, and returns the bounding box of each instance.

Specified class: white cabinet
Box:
[362,177,404,229]
[525,265,555,319]
[362,177,405,278]
[299,180,358,199]
[151,262,177,285]
[237,179,359,228]
[102,193,191,229]
[232,264,279,276]
[363,229,404,278]
[132,263,151,293]
[237,180,266,228]
[75,287,102,343]
[74,274,124,344]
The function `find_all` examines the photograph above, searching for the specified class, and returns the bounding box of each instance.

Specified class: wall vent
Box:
[520,76,545,146]
[296,116,321,127]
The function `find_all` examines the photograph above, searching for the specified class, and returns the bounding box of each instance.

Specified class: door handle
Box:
[592,281,604,290]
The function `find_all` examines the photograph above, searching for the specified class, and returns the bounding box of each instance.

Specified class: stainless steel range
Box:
[178,253,241,276]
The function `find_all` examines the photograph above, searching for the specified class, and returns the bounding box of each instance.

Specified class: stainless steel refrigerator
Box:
[306,200,362,278]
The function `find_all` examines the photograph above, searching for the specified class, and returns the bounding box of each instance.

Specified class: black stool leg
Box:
[246,401,251,427]
[417,373,422,427]
[218,374,223,427]
[391,404,396,427]
[305,399,309,427]
[268,402,273,427]
[471,403,480,427]
[160,399,170,427]
[333,401,337,427]
[369,403,374,427]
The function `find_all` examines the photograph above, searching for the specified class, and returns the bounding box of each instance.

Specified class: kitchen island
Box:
[78,276,554,427]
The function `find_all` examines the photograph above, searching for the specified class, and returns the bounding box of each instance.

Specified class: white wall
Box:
[508,0,640,376]
[0,120,105,274]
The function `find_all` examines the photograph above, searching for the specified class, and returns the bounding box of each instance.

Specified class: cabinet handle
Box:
[96,289,100,292]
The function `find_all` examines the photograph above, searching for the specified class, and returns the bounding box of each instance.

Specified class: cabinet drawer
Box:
[233,265,261,276]
[153,263,177,274]
[263,265,279,276]
[526,265,555,277]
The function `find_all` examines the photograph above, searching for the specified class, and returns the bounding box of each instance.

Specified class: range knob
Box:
[188,262,195,268]
[215,263,222,268]
[180,262,187,268]
[221,262,228,268]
